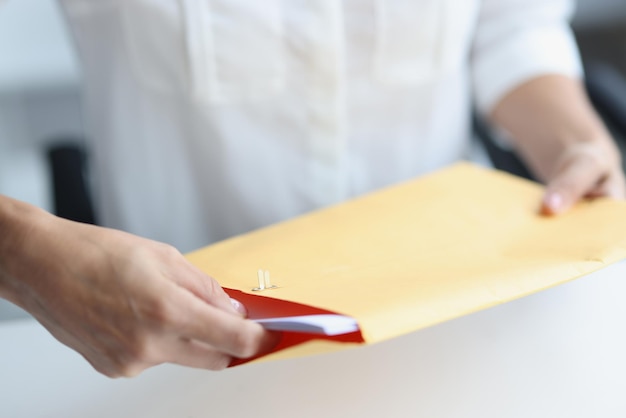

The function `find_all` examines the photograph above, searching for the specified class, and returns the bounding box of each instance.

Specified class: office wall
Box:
[0,0,82,211]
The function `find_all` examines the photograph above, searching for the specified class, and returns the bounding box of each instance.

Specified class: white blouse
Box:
[59,0,581,252]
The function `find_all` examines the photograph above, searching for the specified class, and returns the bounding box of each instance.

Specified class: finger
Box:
[169,260,238,314]
[541,152,605,215]
[36,314,154,378]
[173,293,279,358]
[595,173,626,199]
[171,265,249,318]
[162,338,233,371]
[577,167,625,200]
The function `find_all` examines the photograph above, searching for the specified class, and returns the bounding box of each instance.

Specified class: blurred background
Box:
[1,0,626,319]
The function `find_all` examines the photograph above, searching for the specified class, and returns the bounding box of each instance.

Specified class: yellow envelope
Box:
[186,163,626,363]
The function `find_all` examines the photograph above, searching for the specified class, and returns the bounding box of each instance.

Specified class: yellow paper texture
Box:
[187,163,626,350]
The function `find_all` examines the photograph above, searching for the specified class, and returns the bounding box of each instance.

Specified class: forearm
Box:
[489,74,619,182]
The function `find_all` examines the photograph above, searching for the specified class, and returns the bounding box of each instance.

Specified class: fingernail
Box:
[544,192,563,214]
[230,298,248,317]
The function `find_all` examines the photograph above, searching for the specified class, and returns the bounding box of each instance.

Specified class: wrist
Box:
[491,75,618,182]
[0,195,55,304]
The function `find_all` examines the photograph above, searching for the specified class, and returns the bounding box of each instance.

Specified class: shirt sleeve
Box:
[471,0,583,115]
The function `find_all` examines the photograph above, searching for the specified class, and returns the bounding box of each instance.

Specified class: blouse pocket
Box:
[121,0,285,103]
[373,0,478,85]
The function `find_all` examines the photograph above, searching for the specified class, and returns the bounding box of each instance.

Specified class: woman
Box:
[0,0,623,377]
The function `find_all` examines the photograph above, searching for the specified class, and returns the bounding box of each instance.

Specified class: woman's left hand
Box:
[540,139,625,215]
[490,75,626,215]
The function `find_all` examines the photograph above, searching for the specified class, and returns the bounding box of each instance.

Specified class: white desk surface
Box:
[2,261,626,418]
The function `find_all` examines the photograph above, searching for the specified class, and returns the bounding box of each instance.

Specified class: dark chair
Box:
[47,141,97,224]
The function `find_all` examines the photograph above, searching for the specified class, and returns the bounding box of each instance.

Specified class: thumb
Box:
[540,151,604,216]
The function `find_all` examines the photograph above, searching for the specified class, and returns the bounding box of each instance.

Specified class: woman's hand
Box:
[540,140,625,215]
[490,75,626,214]
[0,196,277,377]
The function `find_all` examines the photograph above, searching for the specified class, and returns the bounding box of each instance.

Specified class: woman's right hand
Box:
[0,195,277,377]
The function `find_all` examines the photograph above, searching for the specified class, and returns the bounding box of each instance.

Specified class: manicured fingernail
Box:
[230,298,248,317]
[544,192,563,213]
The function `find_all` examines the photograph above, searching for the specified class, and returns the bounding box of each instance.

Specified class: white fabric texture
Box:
[59,0,582,252]
[472,0,583,113]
